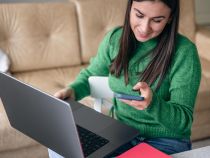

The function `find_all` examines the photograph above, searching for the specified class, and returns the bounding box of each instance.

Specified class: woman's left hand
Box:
[119,82,153,110]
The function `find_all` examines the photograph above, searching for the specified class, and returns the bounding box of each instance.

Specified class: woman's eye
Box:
[136,14,144,18]
[153,19,162,23]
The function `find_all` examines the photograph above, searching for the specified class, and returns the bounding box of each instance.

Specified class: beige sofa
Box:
[0,0,209,157]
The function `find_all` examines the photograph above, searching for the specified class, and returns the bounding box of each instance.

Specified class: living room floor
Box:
[192,137,210,149]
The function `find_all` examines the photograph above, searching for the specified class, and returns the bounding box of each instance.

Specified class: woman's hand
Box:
[54,87,75,100]
[119,82,153,110]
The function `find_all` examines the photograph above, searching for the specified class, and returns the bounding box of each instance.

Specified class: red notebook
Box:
[116,143,172,158]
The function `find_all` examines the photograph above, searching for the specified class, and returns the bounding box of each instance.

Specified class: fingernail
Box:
[132,85,137,90]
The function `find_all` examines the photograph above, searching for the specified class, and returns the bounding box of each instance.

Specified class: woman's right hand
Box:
[54,87,75,100]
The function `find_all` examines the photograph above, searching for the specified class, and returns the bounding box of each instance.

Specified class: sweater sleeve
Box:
[69,30,115,100]
[145,42,201,135]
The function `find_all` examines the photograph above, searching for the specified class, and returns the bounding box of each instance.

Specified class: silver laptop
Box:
[0,72,139,158]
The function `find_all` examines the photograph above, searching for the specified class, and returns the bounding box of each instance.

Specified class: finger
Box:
[54,90,67,99]
[133,82,147,90]
[119,99,144,105]
[54,92,62,99]
[119,99,132,105]
[119,99,147,110]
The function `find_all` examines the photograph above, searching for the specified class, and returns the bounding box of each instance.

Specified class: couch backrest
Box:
[179,0,196,41]
[72,0,127,64]
[0,2,81,73]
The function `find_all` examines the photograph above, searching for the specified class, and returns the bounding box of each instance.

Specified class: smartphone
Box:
[114,93,144,101]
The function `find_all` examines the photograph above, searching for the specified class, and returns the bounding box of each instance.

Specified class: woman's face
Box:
[130,1,171,42]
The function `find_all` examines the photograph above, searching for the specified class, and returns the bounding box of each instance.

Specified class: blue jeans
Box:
[48,136,191,158]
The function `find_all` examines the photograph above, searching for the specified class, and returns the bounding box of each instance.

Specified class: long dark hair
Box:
[110,0,180,90]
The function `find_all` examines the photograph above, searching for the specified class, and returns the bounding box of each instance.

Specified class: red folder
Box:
[116,143,172,158]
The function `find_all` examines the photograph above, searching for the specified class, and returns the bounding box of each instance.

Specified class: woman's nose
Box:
[140,20,151,34]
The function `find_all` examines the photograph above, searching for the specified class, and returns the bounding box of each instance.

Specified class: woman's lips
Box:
[139,34,148,38]
[137,32,149,40]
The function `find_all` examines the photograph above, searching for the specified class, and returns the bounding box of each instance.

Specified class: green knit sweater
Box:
[70,28,201,139]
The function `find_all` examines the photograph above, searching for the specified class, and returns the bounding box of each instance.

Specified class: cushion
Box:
[0,2,81,72]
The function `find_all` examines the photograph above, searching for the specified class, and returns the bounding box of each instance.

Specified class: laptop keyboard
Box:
[77,125,109,157]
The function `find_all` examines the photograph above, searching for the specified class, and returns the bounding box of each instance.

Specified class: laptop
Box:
[0,72,139,158]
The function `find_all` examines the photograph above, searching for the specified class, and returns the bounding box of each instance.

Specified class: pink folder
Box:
[117,143,172,158]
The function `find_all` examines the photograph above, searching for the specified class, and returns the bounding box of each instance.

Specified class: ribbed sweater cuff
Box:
[68,82,90,101]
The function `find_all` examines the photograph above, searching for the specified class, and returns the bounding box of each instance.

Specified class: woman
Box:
[49,0,201,157]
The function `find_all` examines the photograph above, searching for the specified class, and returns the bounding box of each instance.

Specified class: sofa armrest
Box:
[195,26,210,61]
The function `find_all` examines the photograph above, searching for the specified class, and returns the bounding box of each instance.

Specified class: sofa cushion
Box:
[193,110,210,127]
[74,0,127,63]
[192,124,210,141]
[0,144,48,158]
[194,75,210,112]
[0,2,81,73]
[200,57,210,87]
[14,66,87,94]
[179,0,196,41]
[192,73,210,141]
[196,27,210,62]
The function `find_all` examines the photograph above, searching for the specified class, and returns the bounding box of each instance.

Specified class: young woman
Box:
[49,0,201,157]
